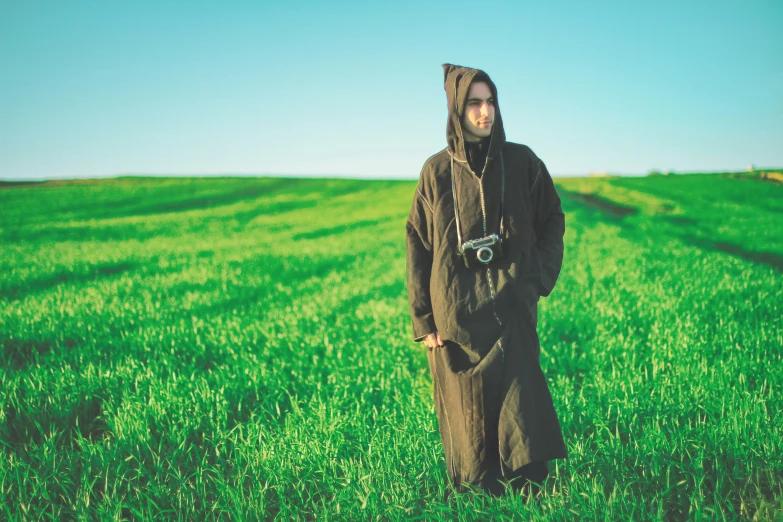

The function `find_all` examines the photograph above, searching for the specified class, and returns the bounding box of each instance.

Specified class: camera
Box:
[459,233,506,268]
[449,150,509,269]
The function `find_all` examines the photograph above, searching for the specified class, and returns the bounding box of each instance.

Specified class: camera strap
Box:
[450,150,505,254]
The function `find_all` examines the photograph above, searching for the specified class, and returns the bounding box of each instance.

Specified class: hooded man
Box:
[405,63,568,497]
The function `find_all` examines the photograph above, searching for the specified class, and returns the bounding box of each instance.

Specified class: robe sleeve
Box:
[531,158,565,298]
[405,177,437,342]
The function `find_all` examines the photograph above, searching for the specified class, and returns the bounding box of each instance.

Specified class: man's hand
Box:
[423,331,444,349]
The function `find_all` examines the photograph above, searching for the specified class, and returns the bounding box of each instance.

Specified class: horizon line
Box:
[1,166,781,184]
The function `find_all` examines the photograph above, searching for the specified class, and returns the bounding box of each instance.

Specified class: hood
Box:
[442,63,507,165]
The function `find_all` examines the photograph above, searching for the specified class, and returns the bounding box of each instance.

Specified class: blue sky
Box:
[1,0,781,180]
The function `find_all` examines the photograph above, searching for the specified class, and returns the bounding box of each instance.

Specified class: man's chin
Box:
[464,127,492,141]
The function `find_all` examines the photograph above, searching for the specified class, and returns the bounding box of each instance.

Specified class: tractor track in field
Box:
[682,236,783,272]
[558,189,638,218]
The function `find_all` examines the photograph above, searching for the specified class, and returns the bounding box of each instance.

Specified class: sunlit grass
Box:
[1,173,781,520]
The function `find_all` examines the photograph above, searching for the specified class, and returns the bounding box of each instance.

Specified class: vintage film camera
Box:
[459,233,507,268]
[451,152,507,269]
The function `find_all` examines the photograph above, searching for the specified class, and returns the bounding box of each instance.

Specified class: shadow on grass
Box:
[2,223,163,244]
[112,178,370,222]
[2,336,80,370]
[130,185,273,216]
[3,394,109,449]
[232,199,319,228]
[3,178,309,225]
[1,260,138,301]
[291,218,386,240]
[665,215,696,226]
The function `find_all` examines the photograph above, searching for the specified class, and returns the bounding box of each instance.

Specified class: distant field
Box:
[1,171,781,520]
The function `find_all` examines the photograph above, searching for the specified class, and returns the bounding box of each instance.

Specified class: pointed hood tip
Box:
[442,63,506,164]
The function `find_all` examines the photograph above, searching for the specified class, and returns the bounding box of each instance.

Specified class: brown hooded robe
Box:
[406,64,568,494]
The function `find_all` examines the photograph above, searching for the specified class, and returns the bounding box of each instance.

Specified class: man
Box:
[405,63,568,498]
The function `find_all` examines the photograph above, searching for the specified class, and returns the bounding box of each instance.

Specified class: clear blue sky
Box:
[1,0,781,180]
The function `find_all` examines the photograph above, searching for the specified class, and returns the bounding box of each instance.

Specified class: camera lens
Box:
[477,247,493,264]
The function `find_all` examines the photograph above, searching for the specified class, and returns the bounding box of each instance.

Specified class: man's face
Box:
[461,81,495,142]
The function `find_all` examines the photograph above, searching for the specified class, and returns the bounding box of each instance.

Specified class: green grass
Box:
[1,172,781,520]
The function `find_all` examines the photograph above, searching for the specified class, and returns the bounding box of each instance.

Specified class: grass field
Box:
[1,170,782,520]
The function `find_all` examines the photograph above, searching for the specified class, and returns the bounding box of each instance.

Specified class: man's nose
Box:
[480,102,490,116]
